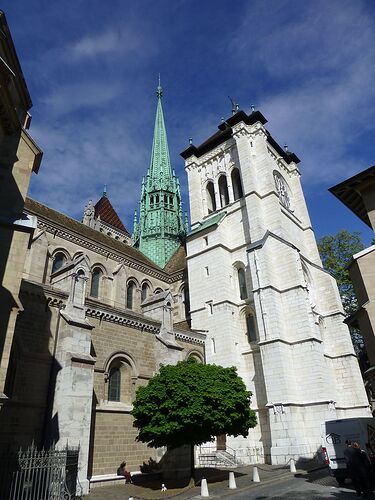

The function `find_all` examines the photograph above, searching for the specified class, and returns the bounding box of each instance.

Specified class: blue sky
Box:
[5,0,375,244]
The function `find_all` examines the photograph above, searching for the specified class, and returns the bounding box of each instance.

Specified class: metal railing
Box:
[0,443,82,500]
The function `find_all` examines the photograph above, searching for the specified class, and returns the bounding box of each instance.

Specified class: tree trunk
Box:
[190,443,195,481]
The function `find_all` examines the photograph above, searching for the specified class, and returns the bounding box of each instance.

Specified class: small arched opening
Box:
[218,175,229,207]
[206,181,216,214]
[231,168,243,200]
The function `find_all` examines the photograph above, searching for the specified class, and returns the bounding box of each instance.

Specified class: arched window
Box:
[141,282,150,303]
[154,288,163,295]
[108,367,121,402]
[245,312,257,343]
[231,168,243,200]
[181,286,190,319]
[106,356,134,404]
[218,175,229,207]
[127,281,136,309]
[90,267,103,298]
[238,268,248,300]
[52,252,66,274]
[206,182,216,214]
[187,353,203,363]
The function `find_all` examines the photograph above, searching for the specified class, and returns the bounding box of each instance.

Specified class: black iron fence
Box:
[0,443,82,500]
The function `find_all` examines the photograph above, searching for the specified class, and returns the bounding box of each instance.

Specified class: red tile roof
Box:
[94,196,130,235]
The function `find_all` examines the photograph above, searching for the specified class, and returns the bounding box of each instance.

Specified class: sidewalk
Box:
[87,463,326,499]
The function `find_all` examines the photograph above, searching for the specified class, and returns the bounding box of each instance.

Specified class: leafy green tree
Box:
[132,359,257,475]
[317,230,364,352]
[317,230,364,315]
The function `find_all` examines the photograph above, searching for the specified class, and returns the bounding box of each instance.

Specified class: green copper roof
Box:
[149,83,172,182]
[132,83,187,268]
[188,212,226,237]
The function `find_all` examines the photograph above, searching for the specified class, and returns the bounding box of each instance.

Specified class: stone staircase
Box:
[198,449,240,468]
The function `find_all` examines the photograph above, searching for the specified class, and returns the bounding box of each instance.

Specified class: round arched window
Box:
[52,252,66,274]
[90,268,103,298]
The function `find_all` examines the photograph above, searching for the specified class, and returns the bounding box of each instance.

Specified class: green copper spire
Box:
[132,82,186,268]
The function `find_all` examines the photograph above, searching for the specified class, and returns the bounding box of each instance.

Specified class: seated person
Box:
[117,461,133,483]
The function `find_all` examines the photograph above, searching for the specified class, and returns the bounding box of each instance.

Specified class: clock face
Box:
[274,171,291,210]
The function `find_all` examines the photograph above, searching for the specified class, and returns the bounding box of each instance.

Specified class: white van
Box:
[321,417,375,485]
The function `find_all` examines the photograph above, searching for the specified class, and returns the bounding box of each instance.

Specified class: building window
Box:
[154,288,163,295]
[108,367,121,402]
[205,266,209,277]
[180,286,190,320]
[203,236,208,246]
[246,313,257,343]
[127,282,136,309]
[218,175,229,207]
[141,282,150,303]
[90,268,103,298]
[231,168,243,200]
[52,252,66,274]
[238,268,248,300]
[206,182,216,214]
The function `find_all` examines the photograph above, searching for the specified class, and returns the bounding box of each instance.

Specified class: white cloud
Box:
[71,31,122,59]
[28,106,151,229]
[231,0,375,187]
[40,81,124,116]
[69,28,147,61]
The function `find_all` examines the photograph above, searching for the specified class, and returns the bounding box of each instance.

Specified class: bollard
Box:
[201,477,209,497]
[290,458,296,473]
[229,471,237,489]
[252,466,260,483]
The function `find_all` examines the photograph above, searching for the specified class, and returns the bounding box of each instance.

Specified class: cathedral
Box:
[0,10,371,494]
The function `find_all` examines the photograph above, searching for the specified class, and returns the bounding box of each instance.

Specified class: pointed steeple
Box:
[149,77,172,182]
[132,83,186,268]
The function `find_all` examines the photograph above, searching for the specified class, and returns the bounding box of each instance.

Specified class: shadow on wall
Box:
[0,128,23,387]
[0,281,62,453]
[252,352,272,464]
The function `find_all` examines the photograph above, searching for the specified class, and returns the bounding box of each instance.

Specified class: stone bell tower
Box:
[181,107,370,464]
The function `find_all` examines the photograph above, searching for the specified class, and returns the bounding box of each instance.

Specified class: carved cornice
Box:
[20,279,67,308]
[175,330,206,345]
[37,219,183,283]
[86,305,160,333]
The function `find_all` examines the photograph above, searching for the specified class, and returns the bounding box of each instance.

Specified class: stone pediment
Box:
[142,290,173,307]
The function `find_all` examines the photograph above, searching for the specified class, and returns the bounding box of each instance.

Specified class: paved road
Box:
[88,467,374,499]
[227,468,373,499]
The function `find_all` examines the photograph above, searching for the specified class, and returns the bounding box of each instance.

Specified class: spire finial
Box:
[103,184,107,197]
[156,74,163,98]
